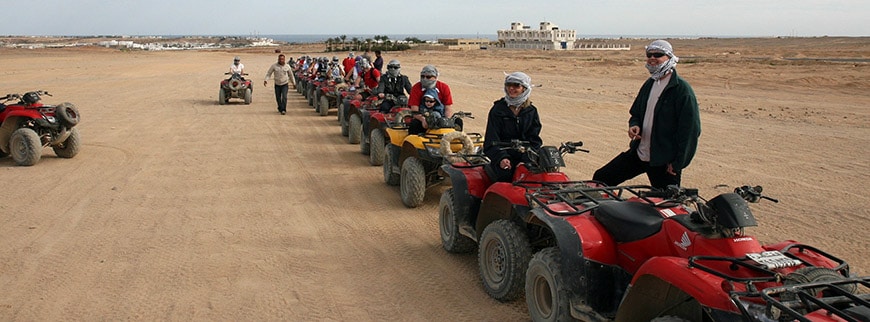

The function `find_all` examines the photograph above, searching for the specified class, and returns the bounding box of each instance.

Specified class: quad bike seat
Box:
[593,201,664,243]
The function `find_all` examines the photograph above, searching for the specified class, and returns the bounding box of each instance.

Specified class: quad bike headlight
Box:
[426,146,442,157]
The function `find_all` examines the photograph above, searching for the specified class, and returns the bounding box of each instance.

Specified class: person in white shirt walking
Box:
[264,54,296,115]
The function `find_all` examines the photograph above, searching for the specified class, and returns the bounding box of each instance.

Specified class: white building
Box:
[497,21,576,50]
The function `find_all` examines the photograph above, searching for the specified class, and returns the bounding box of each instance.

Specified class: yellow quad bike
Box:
[383,111,483,208]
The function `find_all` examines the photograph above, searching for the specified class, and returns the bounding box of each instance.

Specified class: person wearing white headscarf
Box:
[483,71,543,182]
[593,40,701,189]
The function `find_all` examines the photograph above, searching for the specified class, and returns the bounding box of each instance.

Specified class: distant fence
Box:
[575,43,631,51]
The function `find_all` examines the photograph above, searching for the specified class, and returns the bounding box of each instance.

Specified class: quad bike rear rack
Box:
[732,275,870,322]
[524,184,664,216]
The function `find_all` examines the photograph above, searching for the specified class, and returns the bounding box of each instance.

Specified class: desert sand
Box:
[0,37,867,321]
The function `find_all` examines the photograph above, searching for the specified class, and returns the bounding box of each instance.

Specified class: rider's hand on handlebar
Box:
[499,158,511,170]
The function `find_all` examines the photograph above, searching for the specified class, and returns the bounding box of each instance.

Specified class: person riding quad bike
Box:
[382,108,482,208]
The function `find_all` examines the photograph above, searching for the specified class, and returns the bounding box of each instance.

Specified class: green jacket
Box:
[628,70,701,170]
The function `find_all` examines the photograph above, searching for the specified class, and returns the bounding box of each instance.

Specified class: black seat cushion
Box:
[593,201,664,243]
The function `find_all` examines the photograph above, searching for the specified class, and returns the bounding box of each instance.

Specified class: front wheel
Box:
[440,188,476,253]
[218,89,226,105]
[244,88,252,104]
[319,95,330,116]
[348,113,362,144]
[526,247,571,322]
[400,157,426,208]
[368,128,385,166]
[52,127,80,158]
[479,219,532,302]
[10,127,42,166]
[339,103,348,137]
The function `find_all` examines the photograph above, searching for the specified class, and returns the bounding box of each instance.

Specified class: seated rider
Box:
[482,72,542,182]
[408,65,454,135]
[375,59,412,113]
[230,56,245,79]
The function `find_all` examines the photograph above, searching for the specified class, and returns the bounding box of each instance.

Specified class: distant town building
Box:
[497,21,576,50]
[437,38,491,50]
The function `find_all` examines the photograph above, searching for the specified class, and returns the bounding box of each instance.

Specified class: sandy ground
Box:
[0,37,867,320]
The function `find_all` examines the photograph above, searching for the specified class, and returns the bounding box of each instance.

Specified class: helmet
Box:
[332,56,338,62]
[387,59,400,69]
[233,56,240,61]
[22,92,40,105]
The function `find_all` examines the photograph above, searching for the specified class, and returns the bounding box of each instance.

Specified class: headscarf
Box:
[387,59,401,77]
[503,72,532,107]
[420,65,438,89]
[645,40,679,80]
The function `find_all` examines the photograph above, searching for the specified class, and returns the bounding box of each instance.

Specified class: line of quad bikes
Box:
[293,64,869,322]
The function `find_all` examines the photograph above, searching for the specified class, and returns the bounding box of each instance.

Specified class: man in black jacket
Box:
[483,72,543,182]
[375,59,412,113]
[593,40,701,189]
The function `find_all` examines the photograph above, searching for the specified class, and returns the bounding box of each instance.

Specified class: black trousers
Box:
[592,149,681,189]
[274,83,288,112]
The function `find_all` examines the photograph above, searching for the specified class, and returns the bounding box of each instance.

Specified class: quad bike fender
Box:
[385,128,408,147]
[475,184,532,238]
[0,115,27,152]
[615,257,738,322]
[528,208,629,319]
[441,164,485,232]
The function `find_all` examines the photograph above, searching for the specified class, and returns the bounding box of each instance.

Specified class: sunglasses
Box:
[387,66,400,69]
[421,75,436,79]
[646,52,666,58]
[424,99,436,103]
[504,83,523,88]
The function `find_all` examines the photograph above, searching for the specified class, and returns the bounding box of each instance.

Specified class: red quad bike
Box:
[316,79,343,117]
[439,139,593,301]
[0,91,81,166]
[219,72,252,105]
[306,74,324,109]
[361,95,410,166]
[519,184,869,321]
[341,89,377,145]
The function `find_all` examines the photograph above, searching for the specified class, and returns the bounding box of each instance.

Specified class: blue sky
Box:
[2,0,867,37]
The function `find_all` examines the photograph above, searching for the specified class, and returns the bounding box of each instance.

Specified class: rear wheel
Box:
[244,88,252,104]
[526,247,571,322]
[218,89,226,105]
[52,127,80,158]
[369,128,385,166]
[383,146,400,186]
[400,157,426,208]
[479,219,532,302]
[319,96,330,116]
[348,113,362,144]
[439,188,476,253]
[307,87,315,106]
[10,127,42,166]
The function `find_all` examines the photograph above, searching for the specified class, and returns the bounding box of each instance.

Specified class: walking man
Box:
[264,54,296,115]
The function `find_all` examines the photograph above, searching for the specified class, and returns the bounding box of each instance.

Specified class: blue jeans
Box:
[274,83,288,112]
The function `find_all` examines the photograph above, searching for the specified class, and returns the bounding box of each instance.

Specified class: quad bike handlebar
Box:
[2,90,51,103]
[642,184,778,204]
[224,72,249,76]
[495,139,588,154]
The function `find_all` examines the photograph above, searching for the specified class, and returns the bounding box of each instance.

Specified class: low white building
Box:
[497,21,576,50]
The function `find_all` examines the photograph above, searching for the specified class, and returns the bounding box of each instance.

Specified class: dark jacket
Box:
[483,98,543,164]
[376,73,412,98]
[628,69,701,170]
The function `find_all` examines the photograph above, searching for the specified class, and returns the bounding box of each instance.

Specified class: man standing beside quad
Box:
[593,40,700,189]
[264,54,296,115]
